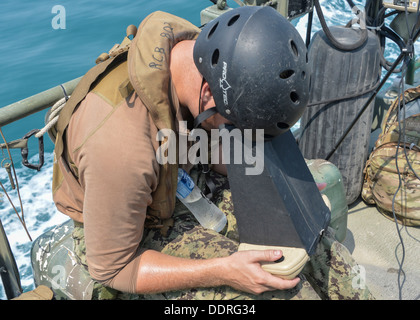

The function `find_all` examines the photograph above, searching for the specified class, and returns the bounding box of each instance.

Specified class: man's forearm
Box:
[135,248,301,296]
[135,249,227,294]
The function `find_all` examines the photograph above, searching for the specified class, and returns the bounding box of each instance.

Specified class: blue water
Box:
[0,0,406,299]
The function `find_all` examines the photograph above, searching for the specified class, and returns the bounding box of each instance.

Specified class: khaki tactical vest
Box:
[362,85,420,226]
[52,11,200,220]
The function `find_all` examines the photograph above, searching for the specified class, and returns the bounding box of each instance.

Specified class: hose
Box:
[314,0,368,51]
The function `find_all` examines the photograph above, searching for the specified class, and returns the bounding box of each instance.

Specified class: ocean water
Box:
[0,0,407,299]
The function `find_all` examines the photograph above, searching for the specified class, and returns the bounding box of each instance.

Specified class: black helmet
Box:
[193,6,310,136]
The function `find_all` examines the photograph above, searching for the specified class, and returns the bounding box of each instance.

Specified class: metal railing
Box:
[0,77,81,128]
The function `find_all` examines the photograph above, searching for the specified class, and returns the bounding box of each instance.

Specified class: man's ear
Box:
[200,81,215,109]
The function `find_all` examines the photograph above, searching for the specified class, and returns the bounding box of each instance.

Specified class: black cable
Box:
[393,71,407,301]
[379,26,407,73]
[380,26,406,53]
[364,1,406,74]
[314,0,368,51]
[306,9,314,48]
[60,84,69,102]
[308,77,381,107]
[366,3,405,73]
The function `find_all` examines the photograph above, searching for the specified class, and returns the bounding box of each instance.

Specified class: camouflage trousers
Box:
[72,169,374,300]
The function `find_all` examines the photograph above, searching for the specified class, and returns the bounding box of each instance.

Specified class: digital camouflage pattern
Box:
[73,168,374,300]
[362,86,420,226]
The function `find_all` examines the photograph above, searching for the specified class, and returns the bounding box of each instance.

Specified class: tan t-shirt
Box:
[67,84,160,293]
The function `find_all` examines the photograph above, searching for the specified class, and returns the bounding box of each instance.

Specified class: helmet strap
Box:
[192,78,218,200]
[193,107,217,128]
[193,77,218,128]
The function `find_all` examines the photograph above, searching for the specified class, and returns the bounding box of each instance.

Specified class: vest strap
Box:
[54,51,128,160]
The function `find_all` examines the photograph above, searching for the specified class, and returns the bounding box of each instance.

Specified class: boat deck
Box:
[343,197,420,300]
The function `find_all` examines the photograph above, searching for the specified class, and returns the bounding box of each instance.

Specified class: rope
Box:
[0,128,32,241]
[34,96,68,139]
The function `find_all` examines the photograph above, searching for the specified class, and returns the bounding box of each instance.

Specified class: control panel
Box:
[383,0,419,13]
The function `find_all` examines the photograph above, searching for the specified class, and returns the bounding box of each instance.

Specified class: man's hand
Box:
[220,250,301,295]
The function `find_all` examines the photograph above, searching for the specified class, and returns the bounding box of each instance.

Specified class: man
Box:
[52,6,373,299]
